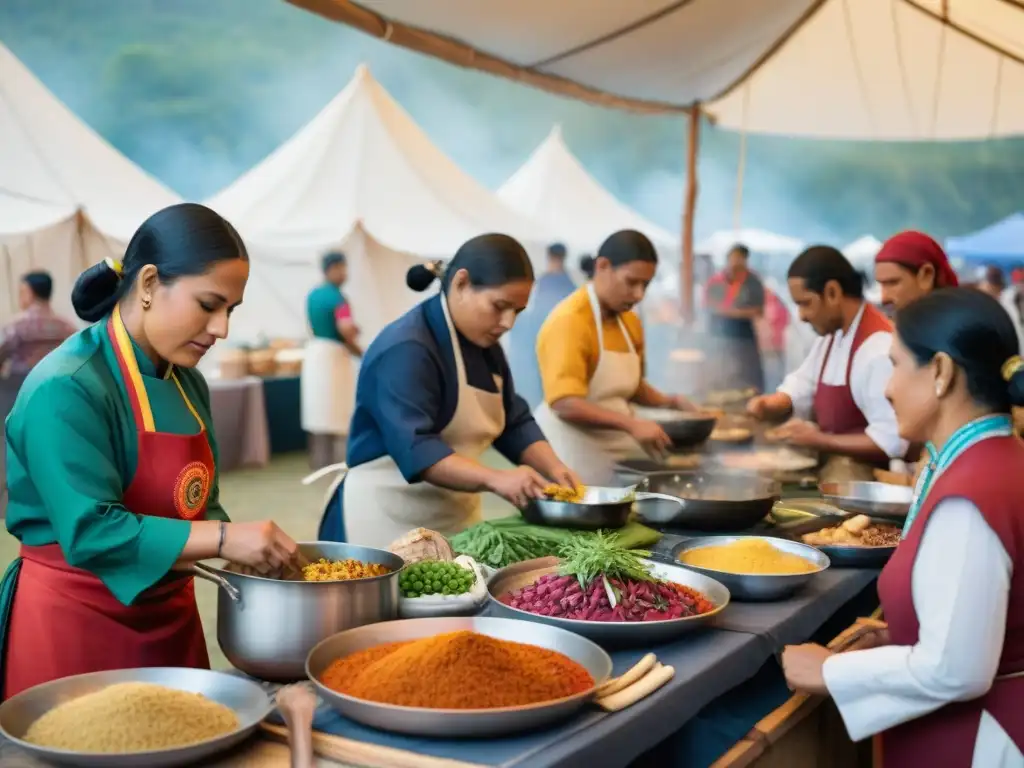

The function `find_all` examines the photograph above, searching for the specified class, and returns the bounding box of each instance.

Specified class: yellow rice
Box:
[24,682,239,753]
[679,538,818,575]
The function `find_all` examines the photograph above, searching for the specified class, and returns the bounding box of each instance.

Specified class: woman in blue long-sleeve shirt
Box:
[318,234,579,547]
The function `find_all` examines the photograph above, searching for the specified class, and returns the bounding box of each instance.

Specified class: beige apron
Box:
[300,337,355,436]
[341,295,506,548]
[533,283,644,486]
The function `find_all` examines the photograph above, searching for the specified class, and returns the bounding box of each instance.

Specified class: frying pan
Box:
[633,407,717,448]
[618,468,780,531]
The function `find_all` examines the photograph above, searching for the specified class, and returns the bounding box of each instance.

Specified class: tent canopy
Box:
[206,64,552,345]
[287,0,1024,140]
[497,125,678,254]
[0,43,180,324]
[945,212,1024,264]
[0,42,179,241]
[206,63,550,257]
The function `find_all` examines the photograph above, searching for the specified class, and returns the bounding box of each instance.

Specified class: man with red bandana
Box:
[873,231,958,312]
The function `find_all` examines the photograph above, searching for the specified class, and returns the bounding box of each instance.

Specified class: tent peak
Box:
[354,62,371,79]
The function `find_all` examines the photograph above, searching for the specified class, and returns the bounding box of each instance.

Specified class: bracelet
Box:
[217,522,227,558]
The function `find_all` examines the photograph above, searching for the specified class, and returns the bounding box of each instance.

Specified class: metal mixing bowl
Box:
[306,616,612,738]
[522,485,685,530]
[673,535,829,601]
[487,556,730,646]
[192,542,403,681]
[0,667,272,767]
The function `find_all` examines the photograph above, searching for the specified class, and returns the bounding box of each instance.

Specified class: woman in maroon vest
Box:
[782,287,1024,766]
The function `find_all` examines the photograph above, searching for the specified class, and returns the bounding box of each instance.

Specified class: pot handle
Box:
[191,563,242,604]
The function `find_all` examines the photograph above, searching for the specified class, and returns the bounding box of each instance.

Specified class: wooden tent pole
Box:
[681,107,700,324]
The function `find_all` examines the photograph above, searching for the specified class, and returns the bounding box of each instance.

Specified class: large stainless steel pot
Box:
[192,542,403,682]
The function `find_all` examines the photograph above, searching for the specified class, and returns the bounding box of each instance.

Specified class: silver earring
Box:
[935,383,943,397]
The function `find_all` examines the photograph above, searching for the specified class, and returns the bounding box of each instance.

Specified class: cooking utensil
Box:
[819,481,913,521]
[594,653,656,698]
[0,667,272,767]
[619,470,779,531]
[777,515,898,568]
[306,616,613,738]
[595,662,675,713]
[260,723,484,768]
[486,556,729,646]
[770,499,842,524]
[672,535,829,601]
[522,486,684,530]
[633,406,717,448]
[192,542,404,682]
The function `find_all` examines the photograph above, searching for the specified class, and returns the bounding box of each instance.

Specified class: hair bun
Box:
[406,263,440,292]
[71,260,123,322]
[579,255,595,279]
[1007,359,1024,409]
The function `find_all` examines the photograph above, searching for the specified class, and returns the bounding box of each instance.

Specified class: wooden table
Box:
[0,723,485,768]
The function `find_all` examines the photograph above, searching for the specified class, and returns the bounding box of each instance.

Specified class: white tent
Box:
[294,0,1024,140]
[206,64,552,345]
[696,229,805,261]
[497,125,678,255]
[0,43,180,324]
[843,235,884,267]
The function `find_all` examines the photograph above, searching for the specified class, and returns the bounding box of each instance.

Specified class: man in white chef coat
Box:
[747,246,907,480]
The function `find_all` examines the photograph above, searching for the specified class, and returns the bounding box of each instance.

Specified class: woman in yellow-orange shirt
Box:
[534,230,696,485]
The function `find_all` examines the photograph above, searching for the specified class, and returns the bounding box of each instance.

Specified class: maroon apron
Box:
[812,303,892,436]
[876,437,1024,766]
[4,306,212,699]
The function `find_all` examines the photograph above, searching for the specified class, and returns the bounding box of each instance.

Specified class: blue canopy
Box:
[945,213,1024,265]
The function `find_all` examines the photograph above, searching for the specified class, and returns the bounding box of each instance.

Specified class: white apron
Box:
[533,284,644,486]
[342,295,506,548]
[300,337,355,436]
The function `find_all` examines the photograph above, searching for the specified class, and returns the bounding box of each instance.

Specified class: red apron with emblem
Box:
[3,306,212,699]
[875,438,1024,767]
[812,303,891,435]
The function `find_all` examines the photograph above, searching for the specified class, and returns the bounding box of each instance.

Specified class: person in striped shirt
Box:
[0,271,76,377]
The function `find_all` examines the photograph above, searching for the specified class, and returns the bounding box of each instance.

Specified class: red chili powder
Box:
[319,630,594,709]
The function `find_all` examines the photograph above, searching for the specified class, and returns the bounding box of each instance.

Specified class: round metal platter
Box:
[486,557,730,646]
[306,616,613,738]
[0,668,273,767]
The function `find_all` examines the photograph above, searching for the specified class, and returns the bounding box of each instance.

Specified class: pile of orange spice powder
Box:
[319,631,594,709]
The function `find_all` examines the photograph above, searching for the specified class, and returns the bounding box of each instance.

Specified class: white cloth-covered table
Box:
[207,376,271,472]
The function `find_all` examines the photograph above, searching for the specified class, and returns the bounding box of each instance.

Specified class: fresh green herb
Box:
[449,522,564,568]
[557,531,653,586]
